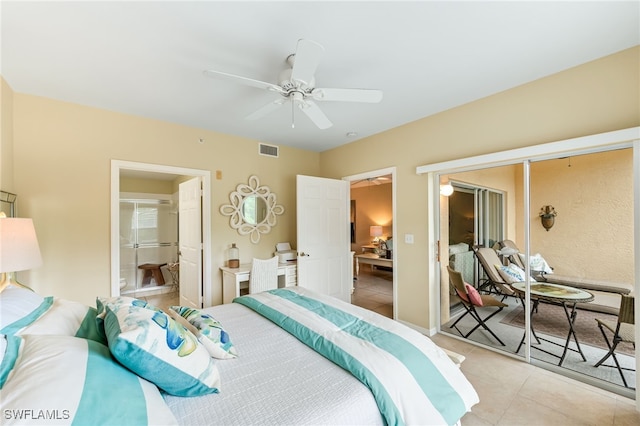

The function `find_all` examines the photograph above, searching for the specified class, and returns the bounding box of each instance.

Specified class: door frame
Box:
[343,166,397,319]
[110,160,212,305]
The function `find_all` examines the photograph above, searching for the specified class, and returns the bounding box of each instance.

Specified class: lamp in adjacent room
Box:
[0,217,43,292]
[369,225,383,244]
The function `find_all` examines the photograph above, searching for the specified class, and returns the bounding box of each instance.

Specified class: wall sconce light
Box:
[369,225,383,244]
[440,183,454,196]
[539,205,557,231]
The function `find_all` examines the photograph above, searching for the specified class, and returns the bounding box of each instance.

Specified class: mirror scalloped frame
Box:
[219,175,284,243]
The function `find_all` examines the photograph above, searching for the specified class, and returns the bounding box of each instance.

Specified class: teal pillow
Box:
[103,302,220,397]
[170,306,238,359]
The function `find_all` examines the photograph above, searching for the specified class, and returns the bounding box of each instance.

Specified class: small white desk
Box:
[355,253,393,276]
[220,262,297,304]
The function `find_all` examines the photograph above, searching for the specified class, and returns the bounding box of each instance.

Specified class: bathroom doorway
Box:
[110,160,212,308]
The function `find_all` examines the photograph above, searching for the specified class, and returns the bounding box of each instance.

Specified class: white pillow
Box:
[0,335,5,365]
[103,302,221,397]
[0,285,45,330]
[1,297,105,344]
[519,253,553,274]
[496,264,520,283]
[0,334,177,425]
[496,264,536,284]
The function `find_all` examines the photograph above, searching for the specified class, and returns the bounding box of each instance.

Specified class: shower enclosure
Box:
[119,196,178,295]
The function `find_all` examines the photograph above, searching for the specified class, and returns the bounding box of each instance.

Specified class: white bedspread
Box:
[235,287,479,426]
[163,303,384,425]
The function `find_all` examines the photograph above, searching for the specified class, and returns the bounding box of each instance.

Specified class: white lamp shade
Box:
[0,218,43,273]
[369,225,383,238]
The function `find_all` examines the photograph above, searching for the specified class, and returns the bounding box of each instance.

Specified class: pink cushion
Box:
[456,283,483,307]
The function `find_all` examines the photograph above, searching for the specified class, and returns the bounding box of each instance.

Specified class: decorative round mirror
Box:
[241,195,268,225]
[220,175,284,243]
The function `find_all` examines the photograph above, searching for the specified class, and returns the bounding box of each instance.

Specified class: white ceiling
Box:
[2,1,638,152]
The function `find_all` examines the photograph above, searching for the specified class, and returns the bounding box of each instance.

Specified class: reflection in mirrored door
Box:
[440,164,524,358]
[439,147,635,396]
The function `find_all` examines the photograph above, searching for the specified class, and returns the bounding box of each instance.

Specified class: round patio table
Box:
[511,281,594,366]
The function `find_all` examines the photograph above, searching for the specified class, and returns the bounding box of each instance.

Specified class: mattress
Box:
[163,303,384,425]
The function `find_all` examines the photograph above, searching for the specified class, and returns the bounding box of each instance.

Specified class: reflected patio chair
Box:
[249,256,279,294]
[594,293,636,388]
[472,246,516,298]
[447,266,507,346]
[497,239,526,270]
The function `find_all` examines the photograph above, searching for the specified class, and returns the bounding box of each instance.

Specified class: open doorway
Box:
[110,160,212,309]
[344,167,396,319]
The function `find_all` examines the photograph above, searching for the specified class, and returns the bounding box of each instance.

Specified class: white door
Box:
[179,177,203,308]
[296,175,352,302]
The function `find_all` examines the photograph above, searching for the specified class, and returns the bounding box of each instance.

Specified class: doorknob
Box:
[299,252,310,257]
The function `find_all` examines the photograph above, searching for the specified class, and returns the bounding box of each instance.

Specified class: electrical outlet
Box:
[404,234,414,244]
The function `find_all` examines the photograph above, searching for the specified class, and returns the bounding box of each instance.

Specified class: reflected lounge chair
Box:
[496,239,633,315]
[497,239,526,270]
[594,293,636,388]
[472,246,516,298]
[447,266,507,346]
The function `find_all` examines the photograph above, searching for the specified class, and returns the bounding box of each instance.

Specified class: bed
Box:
[0,285,478,425]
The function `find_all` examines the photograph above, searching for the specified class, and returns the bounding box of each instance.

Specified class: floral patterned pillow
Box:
[102,302,220,397]
[169,306,238,359]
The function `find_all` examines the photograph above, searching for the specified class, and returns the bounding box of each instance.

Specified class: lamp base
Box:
[0,272,34,293]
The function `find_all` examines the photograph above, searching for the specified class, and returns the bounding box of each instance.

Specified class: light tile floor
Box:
[138,282,640,425]
[431,333,640,425]
[351,266,393,318]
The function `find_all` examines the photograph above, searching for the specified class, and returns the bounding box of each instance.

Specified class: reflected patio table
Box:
[511,281,594,366]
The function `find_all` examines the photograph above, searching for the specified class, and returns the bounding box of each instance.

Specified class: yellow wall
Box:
[0,78,14,194]
[120,177,176,195]
[530,149,634,283]
[10,93,320,305]
[319,46,639,329]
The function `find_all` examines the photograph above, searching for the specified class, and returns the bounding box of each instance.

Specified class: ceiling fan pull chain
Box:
[291,99,295,128]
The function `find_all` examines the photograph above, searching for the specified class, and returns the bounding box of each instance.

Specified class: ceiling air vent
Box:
[259,143,279,158]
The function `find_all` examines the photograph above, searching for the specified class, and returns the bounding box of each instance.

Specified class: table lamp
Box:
[0,217,43,292]
[370,225,383,244]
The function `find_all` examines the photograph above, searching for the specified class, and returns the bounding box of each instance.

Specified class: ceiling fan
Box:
[351,176,391,187]
[203,39,383,129]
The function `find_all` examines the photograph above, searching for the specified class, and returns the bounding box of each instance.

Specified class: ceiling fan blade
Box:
[203,69,285,94]
[290,39,324,87]
[311,88,383,103]
[299,100,332,129]
[246,98,286,121]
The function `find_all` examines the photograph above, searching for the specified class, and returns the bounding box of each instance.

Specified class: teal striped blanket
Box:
[233,287,478,426]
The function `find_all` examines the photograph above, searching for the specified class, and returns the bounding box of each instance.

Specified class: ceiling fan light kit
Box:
[204,39,383,130]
